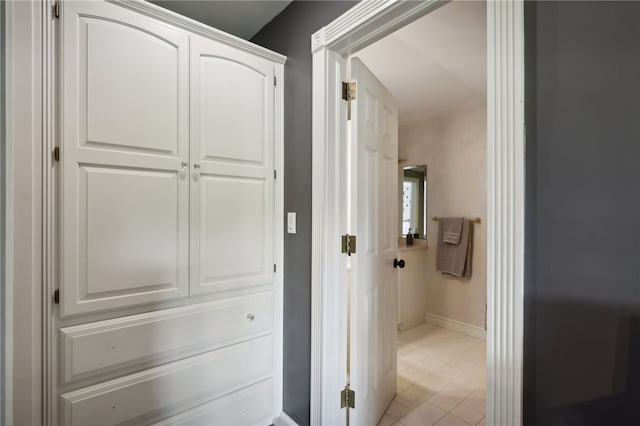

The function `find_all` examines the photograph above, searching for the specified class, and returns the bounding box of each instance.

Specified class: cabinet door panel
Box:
[61,1,189,317]
[81,166,179,297]
[190,35,275,298]
[83,17,180,155]
[200,57,266,164]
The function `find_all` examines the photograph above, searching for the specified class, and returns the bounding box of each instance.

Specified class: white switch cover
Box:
[287,212,297,234]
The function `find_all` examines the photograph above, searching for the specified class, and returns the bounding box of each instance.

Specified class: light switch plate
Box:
[287,212,296,234]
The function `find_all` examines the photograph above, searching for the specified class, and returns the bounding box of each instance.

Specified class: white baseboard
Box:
[424,313,486,340]
[273,412,299,426]
[397,318,426,332]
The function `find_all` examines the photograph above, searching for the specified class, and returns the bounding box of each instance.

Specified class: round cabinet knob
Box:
[247,313,255,321]
[393,259,405,269]
[192,163,200,179]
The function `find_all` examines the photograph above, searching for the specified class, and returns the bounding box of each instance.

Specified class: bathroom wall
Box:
[399,99,486,329]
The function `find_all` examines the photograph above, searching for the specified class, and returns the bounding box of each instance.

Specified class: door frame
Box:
[4,1,285,424]
[310,1,525,425]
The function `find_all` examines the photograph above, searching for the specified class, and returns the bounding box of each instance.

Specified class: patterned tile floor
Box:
[378,323,486,426]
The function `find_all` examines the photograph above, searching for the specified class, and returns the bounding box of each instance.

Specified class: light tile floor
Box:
[378,323,486,426]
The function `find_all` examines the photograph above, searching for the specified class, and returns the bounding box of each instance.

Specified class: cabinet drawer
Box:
[61,335,273,426]
[61,292,273,384]
[155,378,273,426]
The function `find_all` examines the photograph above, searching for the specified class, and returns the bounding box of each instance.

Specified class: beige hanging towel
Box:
[442,217,463,244]
[436,218,474,277]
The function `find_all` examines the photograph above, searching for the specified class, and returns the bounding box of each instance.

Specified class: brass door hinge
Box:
[341,234,356,256]
[342,81,356,102]
[53,147,60,162]
[53,2,60,19]
[342,81,356,121]
[341,384,355,409]
[53,289,60,305]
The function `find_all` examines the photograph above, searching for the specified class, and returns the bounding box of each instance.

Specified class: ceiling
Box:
[356,1,486,125]
[150,0,292,40]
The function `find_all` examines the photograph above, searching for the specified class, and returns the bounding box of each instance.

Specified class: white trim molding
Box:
[272,61,286,421]
[5,1,52,424]
[311,1,525,426]
[111,0,286,64]
[487,1,525,425]
[424,313,487,340]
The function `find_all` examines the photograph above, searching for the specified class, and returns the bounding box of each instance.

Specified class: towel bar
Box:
[432,216,481,224]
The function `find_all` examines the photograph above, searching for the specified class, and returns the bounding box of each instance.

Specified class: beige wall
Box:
[399,99,486,328]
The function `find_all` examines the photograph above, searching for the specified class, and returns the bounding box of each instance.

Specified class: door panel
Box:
[200,57,267,164]
[61,1,190,317]
[190,34,275,298]
[199,176,267,289]
[350,58,399,426]
[81,166,179,296]
[83,17,180,155]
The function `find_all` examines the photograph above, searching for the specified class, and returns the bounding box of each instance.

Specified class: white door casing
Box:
[349,57,398,426]
[310,1,525,425]
[60,0,190,317]
[190,34,275,299]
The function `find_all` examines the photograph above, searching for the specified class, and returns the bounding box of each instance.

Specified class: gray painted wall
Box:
[525,1,640,425]
[250,2,356,424]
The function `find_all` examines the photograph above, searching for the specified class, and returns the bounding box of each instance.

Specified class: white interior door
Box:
[349,57,399,425]
[189,34,275,299]
[60,0,190,317]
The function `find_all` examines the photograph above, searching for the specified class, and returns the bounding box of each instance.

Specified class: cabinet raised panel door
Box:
[61,0,190,317]
[189,34,276,299]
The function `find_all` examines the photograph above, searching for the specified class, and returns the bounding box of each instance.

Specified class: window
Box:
[402,177,419,235]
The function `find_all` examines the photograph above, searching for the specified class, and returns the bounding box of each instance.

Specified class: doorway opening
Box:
[349,2,487,424]
[311,0,524,425]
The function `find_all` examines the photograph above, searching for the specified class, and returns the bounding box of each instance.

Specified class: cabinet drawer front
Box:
[61,335,273,426]
[61,292,273,384]
[154,378,273,426]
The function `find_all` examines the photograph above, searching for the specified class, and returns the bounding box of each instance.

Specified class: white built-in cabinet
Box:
[56,1,284,425]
